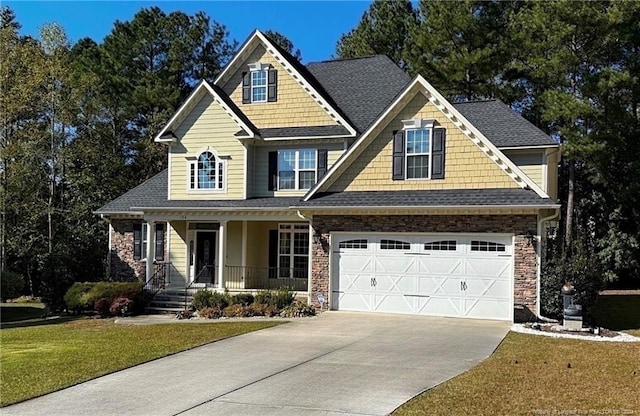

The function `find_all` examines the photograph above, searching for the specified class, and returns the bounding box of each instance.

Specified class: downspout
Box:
[536,209,561,323]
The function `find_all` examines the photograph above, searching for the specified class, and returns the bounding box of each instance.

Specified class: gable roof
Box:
[214,30,357,137]
[95,169,169,215]
[306,55,411,133]
[154,80,258,142]
[305,75,549,201]
[453,100,558,148]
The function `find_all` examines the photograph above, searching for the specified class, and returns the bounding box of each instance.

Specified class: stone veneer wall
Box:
[109,219,168,283]
[311,214,539,322]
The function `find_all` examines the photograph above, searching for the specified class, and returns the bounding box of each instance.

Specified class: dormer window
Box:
[242,63,278,104]
[393,118,446,181]
[188,150,225,191]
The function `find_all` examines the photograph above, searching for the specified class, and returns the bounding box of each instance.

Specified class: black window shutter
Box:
[155,223,164,261]
[431,128,446,179]
[133,223,142,261]
[317,149,328,180]
[268,151,278,191]
[268,229,278,278]
[267,69,277,102]
[242,72,251,104]
[392,130,405,180]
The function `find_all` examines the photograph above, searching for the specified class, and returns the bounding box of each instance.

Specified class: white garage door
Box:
[331,233,513,320]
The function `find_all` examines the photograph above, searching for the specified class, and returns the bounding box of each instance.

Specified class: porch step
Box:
[145,306,186,314]
[145,287,195,314]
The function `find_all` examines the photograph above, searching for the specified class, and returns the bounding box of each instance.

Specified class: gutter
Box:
[290,203,561,211]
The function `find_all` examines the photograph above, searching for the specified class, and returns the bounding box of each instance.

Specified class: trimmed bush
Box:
[109,297,134,316]
[280,300,316,318]
[1,271,24,302]
[275,286,295,309]
[63,282,145,316]
[197,307,222,319]
[231,293,254,306]
[254,290,274,307]
[222,304,254,318]
[192,290,230,310]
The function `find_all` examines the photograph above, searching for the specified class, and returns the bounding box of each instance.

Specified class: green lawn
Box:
[0,302,46,323]
[0,318,283,406]
[394,332,640,415]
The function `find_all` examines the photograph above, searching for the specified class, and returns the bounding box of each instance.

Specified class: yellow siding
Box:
[546,150,560,201]
[226,221,242,266]
[245,221,275,269]
[503,151,544,191]
[221,44,337,128]
[169,221,187,286]
[328,93,518,192]
[169,93,246,200]
[252,142,345,197]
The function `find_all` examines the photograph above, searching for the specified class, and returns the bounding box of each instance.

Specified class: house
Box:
[95,30,560,322]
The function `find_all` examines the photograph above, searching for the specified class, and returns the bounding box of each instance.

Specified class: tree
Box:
[336,0,417,69]
[264,30,302,61]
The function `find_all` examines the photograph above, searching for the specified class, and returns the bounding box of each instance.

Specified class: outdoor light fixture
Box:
[525,230,535,247]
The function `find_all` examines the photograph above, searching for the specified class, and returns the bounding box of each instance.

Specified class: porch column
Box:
[217,220,226,291]
[145,220,155,284]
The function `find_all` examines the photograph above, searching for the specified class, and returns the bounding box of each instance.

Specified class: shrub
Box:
[280,300,316,318]
[197,307,222,319]
[109,297,134,316]
[231,293,254,306]
[222,304,254,318]
[63,282,145,316]
[275,286,295,309]
[192,290,230,310]
[94,298,111,317]
[63,283,94,312]
[1,271,24,302]
[255,290,275,307]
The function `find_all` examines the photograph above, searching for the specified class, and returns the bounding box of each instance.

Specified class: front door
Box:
[196,231,216,284]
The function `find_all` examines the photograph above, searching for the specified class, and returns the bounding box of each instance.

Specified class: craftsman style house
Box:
[96,30,560,322]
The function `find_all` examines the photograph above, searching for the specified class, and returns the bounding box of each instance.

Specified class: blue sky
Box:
[5,1,374,63]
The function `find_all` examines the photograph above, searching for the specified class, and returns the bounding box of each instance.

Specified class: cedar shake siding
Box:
[311,214,538,322]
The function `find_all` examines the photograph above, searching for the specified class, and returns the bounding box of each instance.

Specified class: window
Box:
[406,129,431,179]
[133,223,164,261]
[424,240,457,251]
[470,240,506,252]
[278,224,309,278]
[392,123,446,181]
[251,70,267,103]
[278,149,316,190]
[141,223,148,258]
[189,151,225,191]
[380,239,410,250]
[338,239,368,249]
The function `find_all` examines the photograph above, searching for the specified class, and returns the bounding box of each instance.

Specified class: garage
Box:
[331,233,514,320]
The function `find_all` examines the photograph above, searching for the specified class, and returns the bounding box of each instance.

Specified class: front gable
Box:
[309,76,548,200]
[215,31,356,134]
[327,92,518,192]
[168,91,247,200]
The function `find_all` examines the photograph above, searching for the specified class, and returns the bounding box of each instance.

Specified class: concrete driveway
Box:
[3,312,509,416]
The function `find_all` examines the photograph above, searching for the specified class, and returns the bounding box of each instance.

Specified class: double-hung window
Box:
[278,224,309,278]
[406,129,431,179]
[189,151,225,191]
[250,70,267,103]
[278,149,316,190]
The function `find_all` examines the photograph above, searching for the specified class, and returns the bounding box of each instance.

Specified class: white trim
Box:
[498,144,560,151]
[542,151,548,193]
[305,76,549,201]
[167,144,172,200]
[243,143,248,199]
[292,204,561,211]
[404,128,432,180]
[154,80,256,143]
[187,147,227,193]
[277,148,317,191]
[166,221,171,284]
[249,68,268,103]
[261,134,352,141]
[218,221,226,292]
[214,30,357,137]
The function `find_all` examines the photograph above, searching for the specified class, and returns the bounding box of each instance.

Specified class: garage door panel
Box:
[464,258,512,278]
[332,233,513,321]
[463,297,510,320]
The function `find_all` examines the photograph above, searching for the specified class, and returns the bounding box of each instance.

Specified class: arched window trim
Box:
[187,148,226,192]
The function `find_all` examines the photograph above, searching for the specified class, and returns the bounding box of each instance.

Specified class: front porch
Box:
[140,214,311,294]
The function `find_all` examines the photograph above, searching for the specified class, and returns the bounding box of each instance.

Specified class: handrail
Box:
[184,265,216,310]
[144,262,169,296]
[225,265,308,291]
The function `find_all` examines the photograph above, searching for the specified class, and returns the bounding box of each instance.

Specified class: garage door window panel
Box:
[470,240,506,252]
[338,239,368,250]
[380,239,410,250]
[424,240,457,251]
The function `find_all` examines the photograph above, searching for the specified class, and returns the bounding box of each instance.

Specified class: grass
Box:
[0,318,283,406]
[0,302,46,323]
[591,295,640,331]
[393,332,640,416]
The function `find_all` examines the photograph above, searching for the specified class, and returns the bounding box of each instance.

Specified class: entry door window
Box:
[278,224,309,278]
[196,231,216,283]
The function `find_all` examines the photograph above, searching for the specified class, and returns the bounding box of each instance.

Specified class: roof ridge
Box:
[307,55,388,66]
[453,99,499,104]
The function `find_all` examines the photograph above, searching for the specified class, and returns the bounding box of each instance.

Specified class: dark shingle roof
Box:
[306,56,411,133]
[259,125,351,138]
[453,100,557,148]
[296,189,557,208]
[95,169,302,213]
